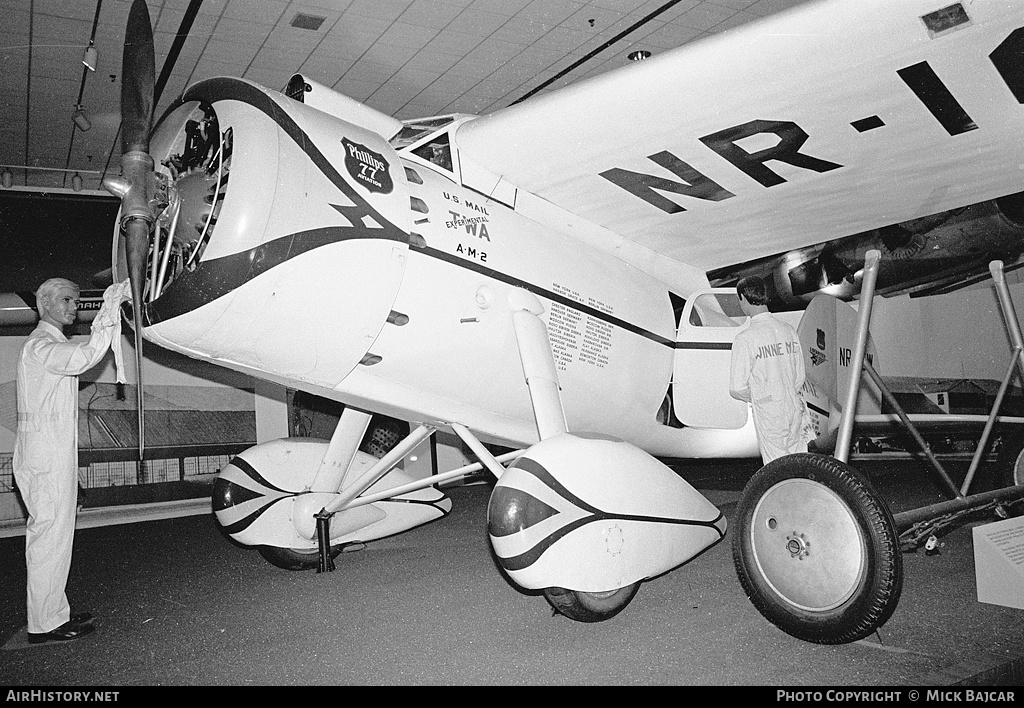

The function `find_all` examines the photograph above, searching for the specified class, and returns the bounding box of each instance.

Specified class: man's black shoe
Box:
[27,618,95,645]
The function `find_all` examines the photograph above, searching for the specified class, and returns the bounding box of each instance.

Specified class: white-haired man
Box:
[14,277,128,644]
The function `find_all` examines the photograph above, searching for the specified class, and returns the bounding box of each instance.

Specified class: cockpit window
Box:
[390,116,456,149]
[411,132,452,171]
[688,292,745,327]
[392,125,430,146]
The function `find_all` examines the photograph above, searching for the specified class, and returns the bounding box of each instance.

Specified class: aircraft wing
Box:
[854,413,1024,433]
[455,0,1024,273]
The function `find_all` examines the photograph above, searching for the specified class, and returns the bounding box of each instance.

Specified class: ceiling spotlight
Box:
[72,173,83,192]
[73,106,91,131]
[1,169,12,189]
[82,44,98,72]
[628,50,652,61]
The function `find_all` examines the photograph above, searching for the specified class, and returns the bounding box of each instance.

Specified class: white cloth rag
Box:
[92,279,132,384]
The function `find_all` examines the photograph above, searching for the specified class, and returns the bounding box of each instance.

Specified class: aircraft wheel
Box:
[996,441,1024,517]
[998,440,1024,488]
[543,583,640,623]
[732,453,902,644]
[258,545,340,571]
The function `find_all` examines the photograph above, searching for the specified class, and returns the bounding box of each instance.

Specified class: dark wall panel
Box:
[0,192,119,292]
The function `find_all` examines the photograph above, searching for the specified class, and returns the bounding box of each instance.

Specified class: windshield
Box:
[390,116,456,149]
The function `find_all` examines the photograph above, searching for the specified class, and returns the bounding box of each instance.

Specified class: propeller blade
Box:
[125,218,149,462]
[117,0,157,462]
[121,0,155,155]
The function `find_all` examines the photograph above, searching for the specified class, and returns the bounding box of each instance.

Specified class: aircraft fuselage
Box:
[120,77,758,458]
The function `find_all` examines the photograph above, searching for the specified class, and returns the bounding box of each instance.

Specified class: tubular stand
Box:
[835,250,881,463]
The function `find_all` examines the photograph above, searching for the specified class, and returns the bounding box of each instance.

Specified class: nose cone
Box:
[125,78,416,391]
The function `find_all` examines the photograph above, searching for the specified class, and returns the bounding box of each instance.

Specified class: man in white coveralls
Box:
[14,277,129,644]
[729,275,808,464]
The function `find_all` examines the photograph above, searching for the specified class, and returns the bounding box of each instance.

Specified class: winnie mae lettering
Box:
[754,339,799,360]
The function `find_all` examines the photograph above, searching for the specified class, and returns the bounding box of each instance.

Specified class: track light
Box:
[73,106,91,131]
[0,166,101,191]
[628,50,652,61]
[83,44,98,72]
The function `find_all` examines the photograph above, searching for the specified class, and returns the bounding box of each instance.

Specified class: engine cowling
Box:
[116,77,414,390]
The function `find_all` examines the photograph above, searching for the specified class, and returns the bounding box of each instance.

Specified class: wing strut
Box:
[509,289,568,440]
[314,424,436,572]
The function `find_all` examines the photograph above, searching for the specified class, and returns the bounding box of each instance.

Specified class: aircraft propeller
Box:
[104,0,157,461]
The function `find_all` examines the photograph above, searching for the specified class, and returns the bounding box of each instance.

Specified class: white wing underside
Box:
[455,0,1024,274]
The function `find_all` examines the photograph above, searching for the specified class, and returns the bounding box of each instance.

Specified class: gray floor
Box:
[1,459,1022,686]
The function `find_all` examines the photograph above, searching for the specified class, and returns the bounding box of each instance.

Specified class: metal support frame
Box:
[311,419,527,571]
[990,260,1024,381]
[835,250,880,463]
[835,255,1024,545]
[893,484,1024,533]
[343,449,525,511]
[320,424,437,516]
[314,423,435,572]
[861,362,963,499]
[450,423,511,479]
[959,346,1022,495]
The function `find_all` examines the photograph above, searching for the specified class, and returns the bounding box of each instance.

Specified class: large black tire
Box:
[732,453,903,644]
[258,545,341,571]
[543,583,641,623]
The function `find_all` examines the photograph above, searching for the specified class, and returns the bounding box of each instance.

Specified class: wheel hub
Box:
[749,478,867,611]
[786,531,810,560]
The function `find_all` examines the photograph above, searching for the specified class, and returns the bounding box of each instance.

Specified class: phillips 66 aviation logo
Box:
[342,138,393,194]
[810,328,828,366]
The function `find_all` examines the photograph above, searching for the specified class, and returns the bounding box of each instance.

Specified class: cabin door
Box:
[672,289,750,429]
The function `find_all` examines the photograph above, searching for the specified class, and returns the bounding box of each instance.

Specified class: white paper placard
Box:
[973,515,1024,610]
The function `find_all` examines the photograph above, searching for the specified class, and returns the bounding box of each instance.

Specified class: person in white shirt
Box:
[729,276,808,464]
[14,277,128,644]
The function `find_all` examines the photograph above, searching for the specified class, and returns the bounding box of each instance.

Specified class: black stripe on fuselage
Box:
[146,77,726,352]
[417,244,676,347]
[147,225,408,324]
[672,341,732,350]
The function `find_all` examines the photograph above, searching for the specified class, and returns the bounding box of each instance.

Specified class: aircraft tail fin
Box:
[797,294,882,448]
